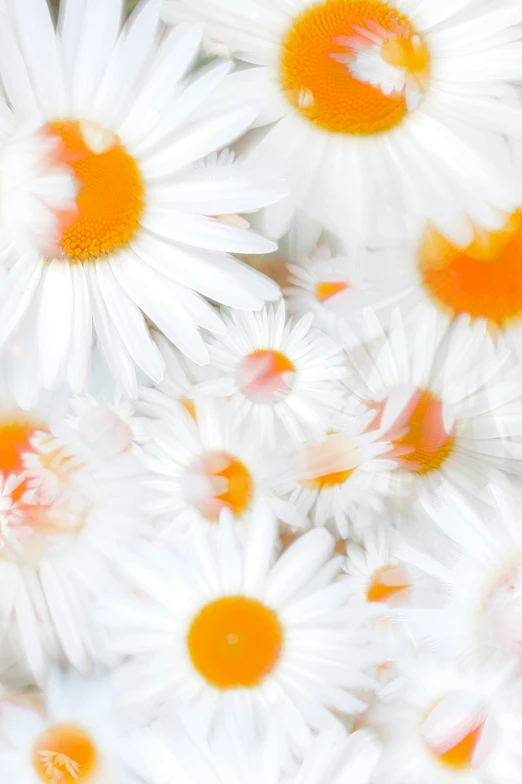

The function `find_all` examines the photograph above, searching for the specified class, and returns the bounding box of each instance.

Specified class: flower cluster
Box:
[1,1,522,783]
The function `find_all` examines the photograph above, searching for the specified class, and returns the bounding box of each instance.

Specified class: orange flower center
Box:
[419,211,522,329]
[0,416,42,479]
[374,390,455,474]
[187,596,283,689]
[299,433,359,489]
[238,349,295,404]
[48,120,144,262]
[316,281,350,303]
[366,565,411,603]
[280,0,429,135]
[422,695,488,771]
[33,723,97,784]
[183,451,253,523]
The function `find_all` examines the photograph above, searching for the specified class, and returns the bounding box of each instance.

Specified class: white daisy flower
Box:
[131,709,380,784]
[278,407,396,539]
[397,484,522,666]
[369,656,522,784]
[0,0,284,399]
[137,392,301,541]
[193,300,348,445]
[342,305,522,510]
[101,503,378,759]
[0,668,144,783]
[162,0,522,243]
[0,447,148,683]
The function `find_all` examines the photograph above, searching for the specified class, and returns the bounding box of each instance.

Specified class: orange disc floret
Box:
[280,0,426,135]
[188,596,283,689]
[420,211,522,329]
[48,120,144,262]
[33,723,98,784]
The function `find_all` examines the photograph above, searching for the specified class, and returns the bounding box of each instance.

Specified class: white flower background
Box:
[1,0,522,783]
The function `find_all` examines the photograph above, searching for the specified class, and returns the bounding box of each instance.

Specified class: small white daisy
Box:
[278,407,396,539]
[368,655,522,784]
[137,392,300,541]
[342,305,522,511]
[0,668,144,783]
[101,503,378,759]
[0,0,283,398]
[193,300,348,445]
[162,0,522,244]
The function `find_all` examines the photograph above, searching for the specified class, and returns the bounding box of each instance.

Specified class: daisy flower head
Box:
[193,300,348,446]
[368,655,522,784]
[397,483,522,667]
[137,391,301,543]
[101,502,378,761]
[0,0,284,400]
[0,668,144,783]
[0,429,148,683]
[343,304,522,511]
[162,0,522,245]
[278,405,397,540]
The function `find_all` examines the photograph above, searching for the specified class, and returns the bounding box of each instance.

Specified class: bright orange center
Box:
[187,596,283,689]
[419,211,522,329]
[238,349,295,404]
[280,0,428,135]
[423,702,486,771]
[48,120,144,262]
[316,281,350,303]
[33,723,97,783]
[377,389,455,474]
[184,451,253,522]
[366,565,411,603]
[0,418,41,478]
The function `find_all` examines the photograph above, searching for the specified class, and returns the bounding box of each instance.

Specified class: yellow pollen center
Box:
[366,565,411,603]
[316,280,350,303]
[48,120,144,262]
[184,451,253,523]
[238,349,295,404]
[422,699,487,771]
[280,0,429,135]
[187,596,283,689]
[33,723,97,784]
[419,211,522,330]
[381,389,455,474]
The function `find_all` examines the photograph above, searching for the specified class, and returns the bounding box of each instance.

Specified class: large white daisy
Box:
[0,668,144,783]
[162,0,522,243]
[100,503,378,760]
[342,305,522,511]
[192,300,348,445]
[0,0,283,399]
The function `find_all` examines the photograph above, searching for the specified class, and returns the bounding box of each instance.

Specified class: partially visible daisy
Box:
[343,305,522,510]
[278,406,396,539]
[284,240,404,345]
[162,0,522,244]
[193,301,348,445]
[137,392,302,542]
[0,0,283,398]
[0,668,145,783]
[397,484,522,666]
[101,503,378,759]
[368,656,522,784]
[131,710,380,784]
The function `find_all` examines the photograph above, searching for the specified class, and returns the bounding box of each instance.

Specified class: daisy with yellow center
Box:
[0,0,283,400]
[163,0,521,244]
[138,392,301,542]
[101,503,376,756]
[343,305,522,510]
[0,669,143,784]
[192,301,348,446]
[369,656,522,784]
